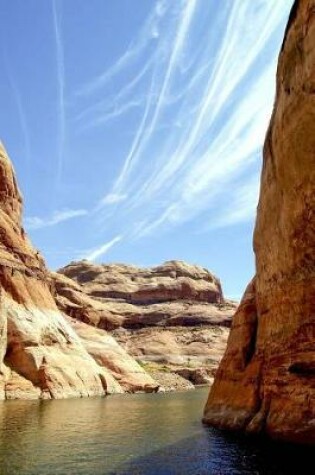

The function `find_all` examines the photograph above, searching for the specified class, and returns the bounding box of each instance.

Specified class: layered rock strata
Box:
[203,0,315,444]
[55,260,230,330]
[54,260,236,388]
[0,143,158,398]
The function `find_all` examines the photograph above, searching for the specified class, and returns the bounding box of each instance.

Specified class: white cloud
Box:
[130,205,176,240]
[111,0,198,193]
[25,209,87,230]
[70,0,293,242]
[100,193,127,206]
[3,63,31,168]
[81,235,122,261]
[211,175,261,229]
[80,98,146,130]
[75,0,169,97]
[52,0,66,184]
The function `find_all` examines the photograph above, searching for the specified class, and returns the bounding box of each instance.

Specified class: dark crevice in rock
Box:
[289,362,315,376]
[244,317,258,368]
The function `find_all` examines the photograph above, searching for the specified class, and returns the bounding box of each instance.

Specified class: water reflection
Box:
[0,389,312,475]
[117,427,313,475]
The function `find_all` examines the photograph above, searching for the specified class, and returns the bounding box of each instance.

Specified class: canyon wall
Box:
[203,0,315,444]
[54,260,236,390]
[0,141,233,397]
[56,259,228,330]
[0,143,158,398]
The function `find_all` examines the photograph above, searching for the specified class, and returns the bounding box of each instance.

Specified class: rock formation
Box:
[203,0,315,444]
[55,260,228,329]
[0,143,158,398]
[53,260,236,390]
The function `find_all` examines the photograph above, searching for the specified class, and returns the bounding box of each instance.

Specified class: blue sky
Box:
[0,0,293,299]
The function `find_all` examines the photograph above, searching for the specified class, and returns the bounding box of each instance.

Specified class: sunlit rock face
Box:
[204,0,315,444]
[0,143,110,398]
[53,260,236,390]
[55,259,226,330]
[0,143,158,398]
[68,317,159,393]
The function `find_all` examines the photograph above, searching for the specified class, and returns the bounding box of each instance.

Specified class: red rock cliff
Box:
[0,143,158,398]
[203,0,315,444]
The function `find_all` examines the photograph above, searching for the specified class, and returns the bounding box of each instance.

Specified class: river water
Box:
[0,387,312,474]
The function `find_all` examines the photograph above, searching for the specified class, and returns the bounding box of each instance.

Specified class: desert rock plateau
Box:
[53,260,236,391]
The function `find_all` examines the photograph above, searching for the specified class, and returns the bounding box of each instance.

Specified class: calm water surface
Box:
[0,387,312,474]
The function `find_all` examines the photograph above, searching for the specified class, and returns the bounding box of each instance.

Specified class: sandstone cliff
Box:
[0,143,158,398]
[54,260,236,391]
[203,0,315,444]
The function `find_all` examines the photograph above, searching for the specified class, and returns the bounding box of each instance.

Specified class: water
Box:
[0,388,312,475]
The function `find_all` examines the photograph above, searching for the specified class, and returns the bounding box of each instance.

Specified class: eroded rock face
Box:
[112,326,230,373]
[58,260,224,307]
[68,317,158,393]
[0,143,111,398]
[0,143,158,398]
[204,0,315,444]
[55,260,228,330]
[54,260,236,389]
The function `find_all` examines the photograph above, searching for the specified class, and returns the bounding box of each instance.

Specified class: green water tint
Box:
[0,388,312,474]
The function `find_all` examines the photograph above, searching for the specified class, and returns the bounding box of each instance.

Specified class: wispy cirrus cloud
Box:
[2,48,31,167]
[75,0,168,98]
[209,174,261,230]
[70,0,293,252]
[81,235,122,261]
[25,209,87,230]
[99,193,127,206]
[52,0,66,185]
